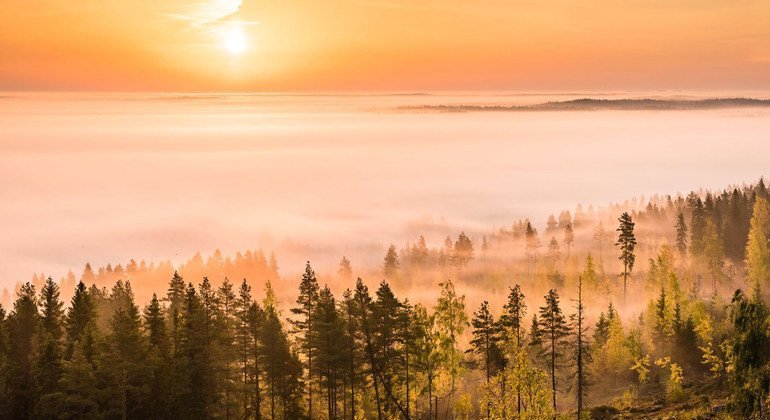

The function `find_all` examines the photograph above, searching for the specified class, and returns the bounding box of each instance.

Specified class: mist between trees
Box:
[3,179,770,418]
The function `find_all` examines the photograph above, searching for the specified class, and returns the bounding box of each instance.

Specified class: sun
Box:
[222,24,247,55]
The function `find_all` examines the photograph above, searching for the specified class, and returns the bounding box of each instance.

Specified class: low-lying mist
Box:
[2,91,770,298]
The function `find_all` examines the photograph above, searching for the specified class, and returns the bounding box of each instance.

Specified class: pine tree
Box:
[616,212,637,304]
[199,277,224,417]
[338,256,353,282]
[564,223,575,260]
[548,237,561,272]
[177,283,205,417]
[525,222,541,279]
[236,280,255,419]
[339,289,360,420]
[218,278,239,419]
[290,262,319,418]
[311,286,346,419]
[537,289,571,412]
[248,300,265,420]
[498,284,527,415]
[352,278,383,419]
[571,276,591,419]
[165,272,187,418]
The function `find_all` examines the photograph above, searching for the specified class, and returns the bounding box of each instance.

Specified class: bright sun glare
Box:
[222,24,247,55]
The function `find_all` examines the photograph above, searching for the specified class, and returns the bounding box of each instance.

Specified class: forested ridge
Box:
[3,180,770,419]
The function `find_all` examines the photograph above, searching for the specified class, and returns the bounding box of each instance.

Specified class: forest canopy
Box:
[2,179,770,418]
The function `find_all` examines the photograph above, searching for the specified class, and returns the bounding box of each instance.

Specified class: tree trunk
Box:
[428,372,433,420]
[623,265,628,306]
[270,377,275,420]
[551,333,557,414]
[308,352,313,420]
[485,335,491,419]
[405,346,410,420]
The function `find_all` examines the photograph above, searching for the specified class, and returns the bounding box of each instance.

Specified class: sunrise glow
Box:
[222,23,247,55]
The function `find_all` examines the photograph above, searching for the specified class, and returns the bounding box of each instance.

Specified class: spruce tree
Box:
[65,281,95,359]
[593,220,609,265]
[383,245,400,279]
[675,212,688,258]
[730,290,770,417]
[469,301,502,419]
[176,282,218,418]
[99,283,149,420]
[36,277,65,396]
[372,280,409,418]
[689,197,706,258]
[6,283,39,419]
[144,293,172,419]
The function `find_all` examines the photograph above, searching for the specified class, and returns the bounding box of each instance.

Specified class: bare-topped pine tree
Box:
[616,212,637,305]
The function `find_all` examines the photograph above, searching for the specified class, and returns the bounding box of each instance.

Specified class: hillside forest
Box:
[3,180,770,418]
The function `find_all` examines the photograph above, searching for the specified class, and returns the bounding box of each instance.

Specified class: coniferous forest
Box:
[5,180,770,419]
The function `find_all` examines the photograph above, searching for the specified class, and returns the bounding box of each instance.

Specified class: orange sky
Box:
[1,0,769,91]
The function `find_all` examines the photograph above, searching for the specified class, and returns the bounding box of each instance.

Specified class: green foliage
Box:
[434,279,468,417]
[729,289,770,417]
[745,197,770,298]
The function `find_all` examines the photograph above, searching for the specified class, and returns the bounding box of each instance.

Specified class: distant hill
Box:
[403,97,770,112]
